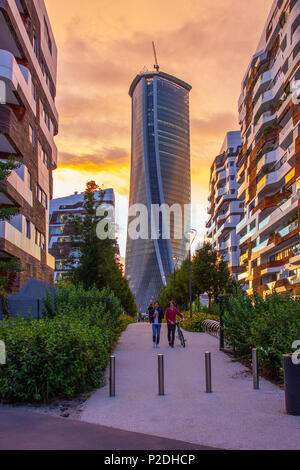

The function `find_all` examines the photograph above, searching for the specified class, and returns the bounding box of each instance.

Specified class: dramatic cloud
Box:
[46,0,274,255]
[58,147,129,169]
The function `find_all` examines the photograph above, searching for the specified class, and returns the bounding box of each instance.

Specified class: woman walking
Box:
[151,301,164,348]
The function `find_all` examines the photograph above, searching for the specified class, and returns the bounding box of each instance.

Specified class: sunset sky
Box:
[45,0,274,256]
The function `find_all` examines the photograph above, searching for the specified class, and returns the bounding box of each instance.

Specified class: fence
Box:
[0,298,44,320]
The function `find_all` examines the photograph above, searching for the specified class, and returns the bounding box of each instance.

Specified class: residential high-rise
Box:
[125,70,192,311]
[236,0,300,297]
[207,132,243,279]
[0,0,58,291]
[49,189,115,283]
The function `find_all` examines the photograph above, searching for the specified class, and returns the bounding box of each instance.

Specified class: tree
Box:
[66,181,137,316]
[0,157,22,316]
[157,259,190,312]
[192,242,232,311]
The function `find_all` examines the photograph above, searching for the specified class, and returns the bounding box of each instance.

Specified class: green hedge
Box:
[0,286,132,403]
[223,289,300,380]
[182,311,219,332]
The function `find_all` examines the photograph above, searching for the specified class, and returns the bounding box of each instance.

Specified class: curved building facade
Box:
[125,71,192,311]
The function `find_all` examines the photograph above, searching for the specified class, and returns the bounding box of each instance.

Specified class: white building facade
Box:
[236,0,300,296]
[207,131,243,279]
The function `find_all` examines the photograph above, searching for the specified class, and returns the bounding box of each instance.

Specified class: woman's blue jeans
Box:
[152,324,161,344]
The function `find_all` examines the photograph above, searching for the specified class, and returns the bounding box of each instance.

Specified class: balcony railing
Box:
[278,220,298,238]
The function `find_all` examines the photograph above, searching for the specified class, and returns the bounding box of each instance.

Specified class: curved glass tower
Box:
[125,71,192,311]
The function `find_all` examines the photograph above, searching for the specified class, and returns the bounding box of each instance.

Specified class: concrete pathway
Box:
[0,407,212,450]
[81,323,300,450]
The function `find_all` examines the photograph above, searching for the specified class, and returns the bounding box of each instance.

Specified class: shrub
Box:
[223,288,300,380]
[251,293,300,378]
[223,288,259,356]
[182,311,219,332]
[117,314,136,334]
[0,286,126,403]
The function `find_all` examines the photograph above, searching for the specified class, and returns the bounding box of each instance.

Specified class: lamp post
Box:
[162,275,166,311]
[172,256,178,301]
[187,229,197,319]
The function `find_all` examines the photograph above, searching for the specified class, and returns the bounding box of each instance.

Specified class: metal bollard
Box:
[158,354,165,396]
[110,355,116,397]
[252,348,259,390]
[205,352,212,393]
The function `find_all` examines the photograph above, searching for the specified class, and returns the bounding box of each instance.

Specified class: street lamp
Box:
[162,275,167,311]
[172,256,178,302]
[187,229,197,319]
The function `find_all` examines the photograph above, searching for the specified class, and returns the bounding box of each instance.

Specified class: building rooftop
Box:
[50,189,115,213]
[129,70,192,97]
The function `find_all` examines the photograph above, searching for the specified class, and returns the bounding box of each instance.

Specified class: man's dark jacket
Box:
[148,306,164,324]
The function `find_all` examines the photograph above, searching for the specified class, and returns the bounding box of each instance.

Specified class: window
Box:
[41,103,51,131]
[31,80,36,101]
[26,219,31,239]
[37,185,48,209]
[28,171,33,191]
[33,30,39,59]
[38,141,50,169]
[35,228,46,250]
[29,125,35,146]
[41,60,54,97]
[44,18,52,54]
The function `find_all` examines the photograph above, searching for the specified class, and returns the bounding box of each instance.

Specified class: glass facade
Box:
[126,71,191,311]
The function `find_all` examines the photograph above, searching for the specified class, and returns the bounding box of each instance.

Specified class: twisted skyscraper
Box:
[125,70,192,311]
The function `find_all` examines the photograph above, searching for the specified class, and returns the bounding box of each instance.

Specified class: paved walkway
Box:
[0,407,211,450]
[81,323,300,450]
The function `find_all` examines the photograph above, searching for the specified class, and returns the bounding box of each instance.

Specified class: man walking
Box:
[165,300,184,348]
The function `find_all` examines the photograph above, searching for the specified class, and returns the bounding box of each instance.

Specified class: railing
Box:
[202,320,221,339]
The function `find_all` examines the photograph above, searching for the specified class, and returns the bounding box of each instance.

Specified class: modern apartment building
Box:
[125,70,192,311]
[236,0,300,297]
[49,189,115,283]
[0,0,58,291]
[206,131,243,279]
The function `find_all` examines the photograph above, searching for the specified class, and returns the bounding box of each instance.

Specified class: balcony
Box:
[253,70,272,102]
[279,120,294,149]
[238,270,249,282]
[0,219,41,261]
[216,187,226,201]
[256,148,279,174]
[278,219,298,238]
[239,227,256,245]
[0,49,36,115]
[236,216,247,234]
[0,0,58,128]
[257,161,292,197]
[0,104,31,156]
[254,111,277,140]
[237,161,246,180]
[253,90,274,122]
[252,239,269,254]
[257,198,298,239]
[237,179,247,200]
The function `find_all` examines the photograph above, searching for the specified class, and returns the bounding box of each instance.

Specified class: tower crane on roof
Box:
[152,42,160,72]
